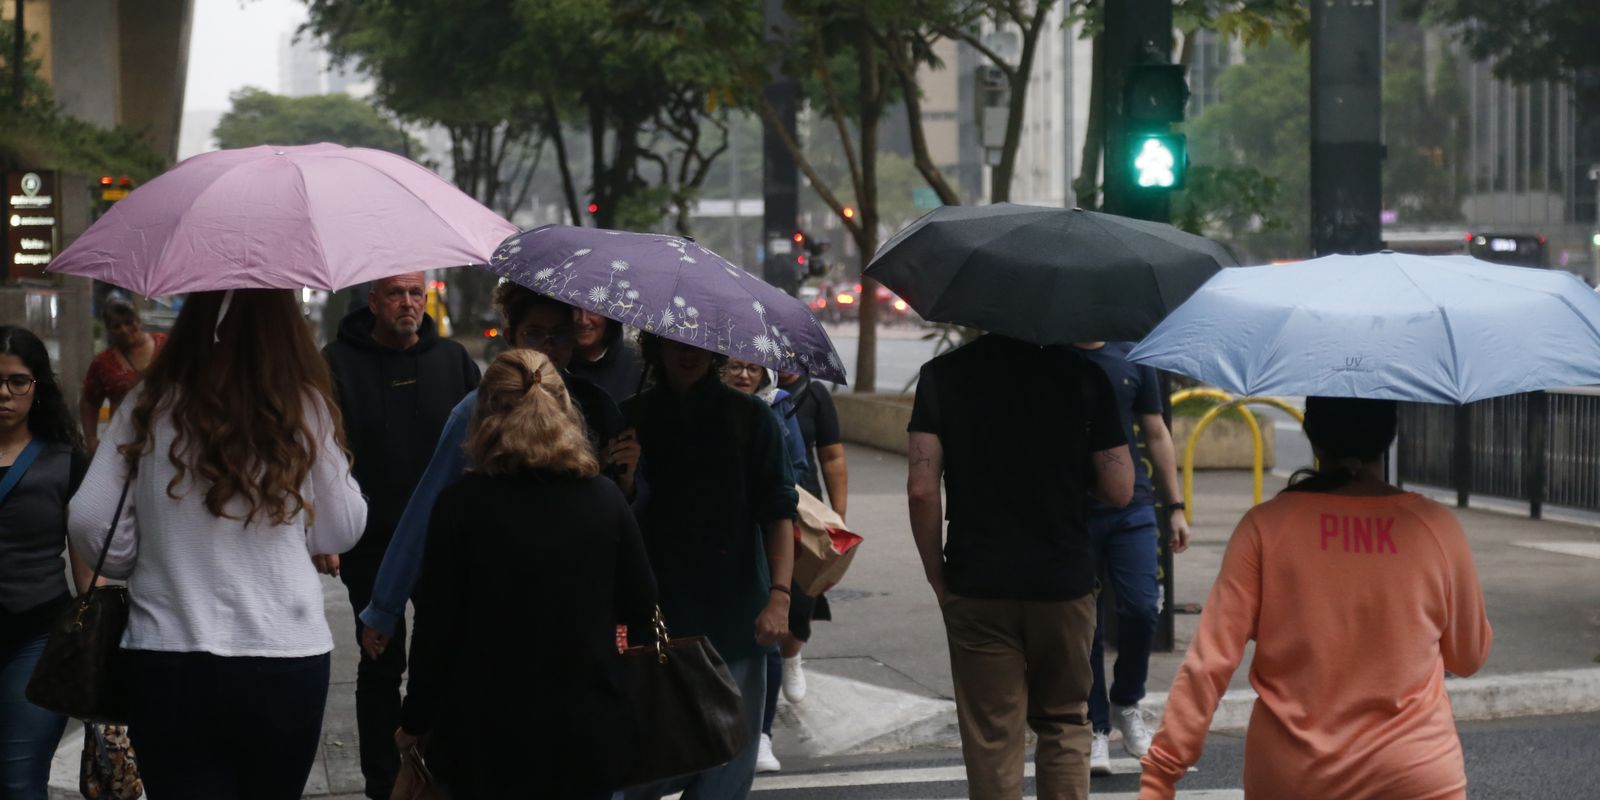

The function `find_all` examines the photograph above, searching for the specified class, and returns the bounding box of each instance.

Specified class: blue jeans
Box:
[623,652,768,800]
[0,632,68,800]
[1087,504,1161,734]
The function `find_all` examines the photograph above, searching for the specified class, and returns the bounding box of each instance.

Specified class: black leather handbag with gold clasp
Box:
[27,476,134,723]
[618,607,748,788]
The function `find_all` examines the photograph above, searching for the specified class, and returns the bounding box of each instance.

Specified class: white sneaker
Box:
[1090,732,1113,776]
[782,654,808,703]
[1111,704,1153,758]
[756,733,782,773]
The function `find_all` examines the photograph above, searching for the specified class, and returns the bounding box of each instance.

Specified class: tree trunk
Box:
[543,93,583,226]
[1072,30,1106,209]
[991,5,1052,203]
[894,37,961,205]
[854,24,882,394]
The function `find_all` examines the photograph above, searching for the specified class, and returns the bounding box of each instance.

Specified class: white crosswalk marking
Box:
[749,760,1230,797]
[1513,540,1600,560]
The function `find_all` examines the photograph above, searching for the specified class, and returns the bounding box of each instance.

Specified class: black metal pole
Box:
[761,0,800,297]
[1310,0,1384,256]
[1100,0,1173,223]
[1526,392,1548,519]
[12,0,24,110]
[1454,404,1473,508]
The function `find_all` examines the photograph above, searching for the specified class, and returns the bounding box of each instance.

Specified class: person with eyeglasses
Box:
[0,326,94,799]
[355,282,637,664]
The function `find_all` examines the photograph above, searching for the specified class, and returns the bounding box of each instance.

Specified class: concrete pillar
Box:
[47,0,120,129]
[117,0,193,162]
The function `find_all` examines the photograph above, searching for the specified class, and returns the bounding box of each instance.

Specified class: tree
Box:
[1183,37,1309,259]
[213,87,416,153]
[1401,0,1600,101]
[1382,39,1467,224]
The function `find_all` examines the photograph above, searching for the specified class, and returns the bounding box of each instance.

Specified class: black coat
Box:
[400,471,657,796]
[323,307,479,557]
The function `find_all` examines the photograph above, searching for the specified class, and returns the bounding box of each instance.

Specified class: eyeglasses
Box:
[723,363,763,376]
[0,374,37,396]
[517,329,576,347]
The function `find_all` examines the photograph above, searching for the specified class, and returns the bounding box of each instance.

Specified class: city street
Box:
[746,713,1600,799]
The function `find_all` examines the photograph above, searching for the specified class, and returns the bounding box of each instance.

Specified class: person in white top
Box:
[68,289,366,800]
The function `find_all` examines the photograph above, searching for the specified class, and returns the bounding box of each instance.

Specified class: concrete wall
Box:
[48,0,120,129]
[834,393,915,456]
[1171,414,1276,470]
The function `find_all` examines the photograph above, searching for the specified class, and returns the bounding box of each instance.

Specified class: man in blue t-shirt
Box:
[1073,341,1191,774]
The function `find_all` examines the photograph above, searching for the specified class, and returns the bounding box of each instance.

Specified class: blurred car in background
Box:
[809,282,917,325]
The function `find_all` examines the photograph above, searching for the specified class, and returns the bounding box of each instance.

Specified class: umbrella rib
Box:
[292,158,335,291]
[325,152,497,265]
[1394,260,1465,400]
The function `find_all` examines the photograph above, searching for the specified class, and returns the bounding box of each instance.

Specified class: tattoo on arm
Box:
[1096,449,1125,466]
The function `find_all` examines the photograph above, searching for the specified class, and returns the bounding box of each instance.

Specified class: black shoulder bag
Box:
[27,475,135,723]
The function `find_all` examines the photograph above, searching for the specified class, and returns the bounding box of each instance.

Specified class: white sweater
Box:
[68,391,367,658]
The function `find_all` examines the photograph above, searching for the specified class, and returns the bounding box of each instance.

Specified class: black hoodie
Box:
[324,307,480,558]
[567,319,644,404]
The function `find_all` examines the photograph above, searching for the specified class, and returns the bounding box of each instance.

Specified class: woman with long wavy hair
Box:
[397,349,656,798]
[0,326,92,799]
[67,290,367,800]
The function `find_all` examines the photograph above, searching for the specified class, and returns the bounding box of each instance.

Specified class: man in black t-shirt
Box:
[907,334,1132,800]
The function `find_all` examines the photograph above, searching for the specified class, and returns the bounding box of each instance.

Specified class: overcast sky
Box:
[184,0,306,111]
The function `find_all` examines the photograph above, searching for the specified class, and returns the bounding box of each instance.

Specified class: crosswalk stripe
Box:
[752,759,1150,791]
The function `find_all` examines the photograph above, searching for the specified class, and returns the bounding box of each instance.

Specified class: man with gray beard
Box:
[322,271,479,799]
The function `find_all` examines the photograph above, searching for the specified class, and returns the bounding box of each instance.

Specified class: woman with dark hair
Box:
[68,290,367,799]
[622,334,797,800]
[1139,397,1493,800]
[0,326,92,799]
[80,297,167,453]
[396,349,655,797]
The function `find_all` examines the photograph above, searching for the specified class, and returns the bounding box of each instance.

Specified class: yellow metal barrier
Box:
[1174,391,1306,521]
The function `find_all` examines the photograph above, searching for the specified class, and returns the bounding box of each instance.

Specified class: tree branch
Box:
[939,24,1018,78]
[884,28,961,205]
[757,94,863,242]
[814,35,866,199]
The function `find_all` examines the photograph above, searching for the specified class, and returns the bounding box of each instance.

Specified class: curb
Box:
[781,667,1600,758]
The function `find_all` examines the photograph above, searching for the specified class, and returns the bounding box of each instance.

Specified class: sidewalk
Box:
[48,443,1600,798]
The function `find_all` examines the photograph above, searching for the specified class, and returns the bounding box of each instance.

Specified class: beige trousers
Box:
[941,591,1098,800]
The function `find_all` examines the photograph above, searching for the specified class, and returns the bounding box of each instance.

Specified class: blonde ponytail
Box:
[466,350,600,478]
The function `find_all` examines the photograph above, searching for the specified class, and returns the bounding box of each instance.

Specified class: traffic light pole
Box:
[1100,0,1174,224]
[1310,0,1384,256]
[761,0,802,296]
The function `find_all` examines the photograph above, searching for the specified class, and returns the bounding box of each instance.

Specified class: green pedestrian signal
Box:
[1129,133,1186,190]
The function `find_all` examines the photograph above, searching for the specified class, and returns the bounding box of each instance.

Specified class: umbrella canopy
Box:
[49,143,517,295]
[484,225,847,383]
[864,203,1235,345]
[1126,252,1600,404]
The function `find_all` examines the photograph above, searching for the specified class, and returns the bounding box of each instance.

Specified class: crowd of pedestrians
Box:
[1,287,1489,800]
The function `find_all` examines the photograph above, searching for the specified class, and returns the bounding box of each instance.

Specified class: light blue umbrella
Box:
[1126,252,1600,404]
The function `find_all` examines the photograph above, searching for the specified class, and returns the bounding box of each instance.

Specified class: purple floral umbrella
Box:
[483,225,847,383]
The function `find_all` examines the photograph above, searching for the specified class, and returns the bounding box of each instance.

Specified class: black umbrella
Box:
[864,203,1236,345]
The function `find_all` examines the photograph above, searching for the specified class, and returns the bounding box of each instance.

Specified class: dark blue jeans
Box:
[125,649,331,800]
[0,632,68,800]
[1087,503,1161,734]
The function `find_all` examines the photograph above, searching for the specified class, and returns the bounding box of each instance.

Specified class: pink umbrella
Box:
[49,143,518,295]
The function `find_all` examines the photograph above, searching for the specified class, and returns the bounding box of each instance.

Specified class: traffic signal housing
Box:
[1129,133,1187,190]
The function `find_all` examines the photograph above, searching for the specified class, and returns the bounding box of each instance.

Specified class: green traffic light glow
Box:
[1134,137,1177,188]
[1592,232,1600,247]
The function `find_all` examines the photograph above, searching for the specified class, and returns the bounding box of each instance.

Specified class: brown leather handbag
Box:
[27,477,134,723]
[618,608,749,788]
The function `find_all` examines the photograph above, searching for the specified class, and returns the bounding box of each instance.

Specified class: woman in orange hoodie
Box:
[1139,397,1492,800]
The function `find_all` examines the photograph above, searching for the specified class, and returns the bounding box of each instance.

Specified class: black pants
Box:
[341,553,408,799]
[124,650,330,800]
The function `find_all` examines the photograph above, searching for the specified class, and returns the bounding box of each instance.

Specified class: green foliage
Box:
[213,88,415,153]
[1171,164,1286,240]
[0,24,166,181]
[1401,0,1600,100]
[1382,40,1467,224]
[1183,37,1309,259]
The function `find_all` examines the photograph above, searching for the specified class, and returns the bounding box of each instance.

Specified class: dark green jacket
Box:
[625,376,798,662]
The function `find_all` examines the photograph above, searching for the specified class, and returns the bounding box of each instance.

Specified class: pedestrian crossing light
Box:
[1130,133,1186,190]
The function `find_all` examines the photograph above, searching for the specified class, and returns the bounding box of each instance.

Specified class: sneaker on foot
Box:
[1090,732,1113,776]
[1111,703,1152,758]
[782,654,808,703]
[756,733,782,773]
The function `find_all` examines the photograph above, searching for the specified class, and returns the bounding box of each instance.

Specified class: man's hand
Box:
[928,572,947,604]
[755,593,791,646]
[312,554,341,577]
[606,430,641,495]
[362,628,390,659]
[394,727,422,755]
[1169,507,1191,554]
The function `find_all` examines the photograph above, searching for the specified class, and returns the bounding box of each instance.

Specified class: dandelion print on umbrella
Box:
[478,224,846,383]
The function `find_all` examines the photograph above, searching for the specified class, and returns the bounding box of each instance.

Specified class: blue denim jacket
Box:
[359,390,476,637]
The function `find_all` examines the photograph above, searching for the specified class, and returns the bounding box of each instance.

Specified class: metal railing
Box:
[1397,388,1600,518]
[1172,389,1304,519]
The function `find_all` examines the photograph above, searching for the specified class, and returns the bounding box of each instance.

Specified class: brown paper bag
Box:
[792,487,864,596]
